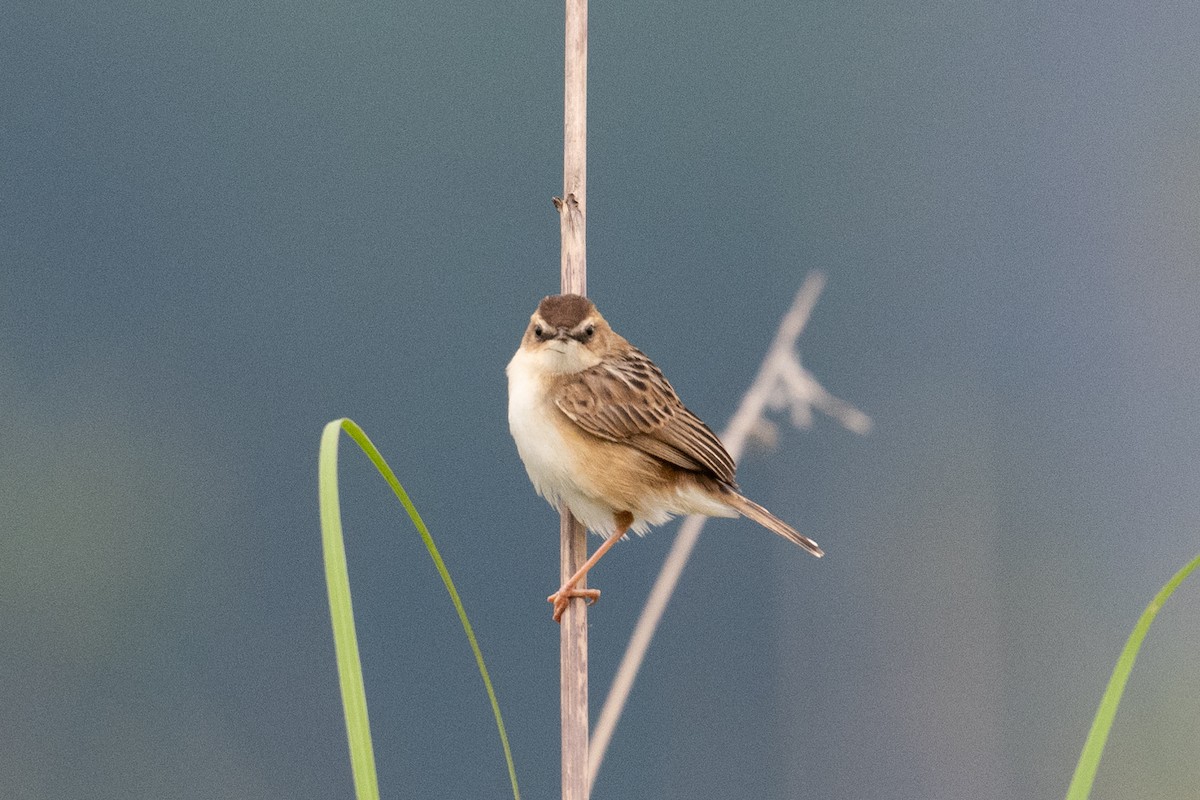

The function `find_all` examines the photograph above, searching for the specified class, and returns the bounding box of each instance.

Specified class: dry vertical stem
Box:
[555,195,586,293]
[557,0,589,798]
[557,500,589,800]
[553,196,587,800]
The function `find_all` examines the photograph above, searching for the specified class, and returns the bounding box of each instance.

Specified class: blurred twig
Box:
[588,272,871,789]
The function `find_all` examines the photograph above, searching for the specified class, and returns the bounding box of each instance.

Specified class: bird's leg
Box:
[549,512,633,622]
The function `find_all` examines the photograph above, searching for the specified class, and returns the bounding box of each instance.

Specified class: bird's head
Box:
[519,294,617,374]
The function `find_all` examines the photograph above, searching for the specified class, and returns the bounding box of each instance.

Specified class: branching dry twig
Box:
[588,272,871,790]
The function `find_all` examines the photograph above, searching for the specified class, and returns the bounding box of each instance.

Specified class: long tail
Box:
[723,491,824,557]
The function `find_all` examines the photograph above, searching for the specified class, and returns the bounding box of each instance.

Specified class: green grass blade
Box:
[1065,552,1200,800]
[318,419,380,800]
[318,418,521,800]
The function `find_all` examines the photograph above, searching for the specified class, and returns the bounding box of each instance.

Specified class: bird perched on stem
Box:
[507,294,822,622]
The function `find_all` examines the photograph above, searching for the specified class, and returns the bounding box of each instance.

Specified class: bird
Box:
[506,293,822,622]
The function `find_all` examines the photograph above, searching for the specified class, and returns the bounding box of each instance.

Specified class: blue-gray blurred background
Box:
[3,2,1198,798]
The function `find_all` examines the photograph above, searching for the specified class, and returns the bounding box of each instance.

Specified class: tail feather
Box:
[723,491,824,557]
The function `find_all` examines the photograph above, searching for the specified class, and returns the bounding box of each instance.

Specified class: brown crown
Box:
[536,294,596,329]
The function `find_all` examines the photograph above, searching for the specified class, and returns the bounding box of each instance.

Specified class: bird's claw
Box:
[548,587,601,622]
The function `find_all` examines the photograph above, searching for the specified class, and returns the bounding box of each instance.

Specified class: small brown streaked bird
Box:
[507,293,823,622]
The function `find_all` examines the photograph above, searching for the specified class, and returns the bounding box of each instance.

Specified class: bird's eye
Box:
[534,325,544,338]
[584,324,595,337]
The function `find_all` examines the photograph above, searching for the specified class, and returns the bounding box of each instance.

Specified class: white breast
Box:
[506,347,624,536]
[506,348,569,495]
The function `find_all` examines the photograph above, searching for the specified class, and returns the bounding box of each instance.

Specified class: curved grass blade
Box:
[318,418,521,800]
[1065,552,1200,800]
[318,420,379,800]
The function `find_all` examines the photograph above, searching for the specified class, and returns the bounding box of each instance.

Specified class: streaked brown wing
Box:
[554,348,737,484]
